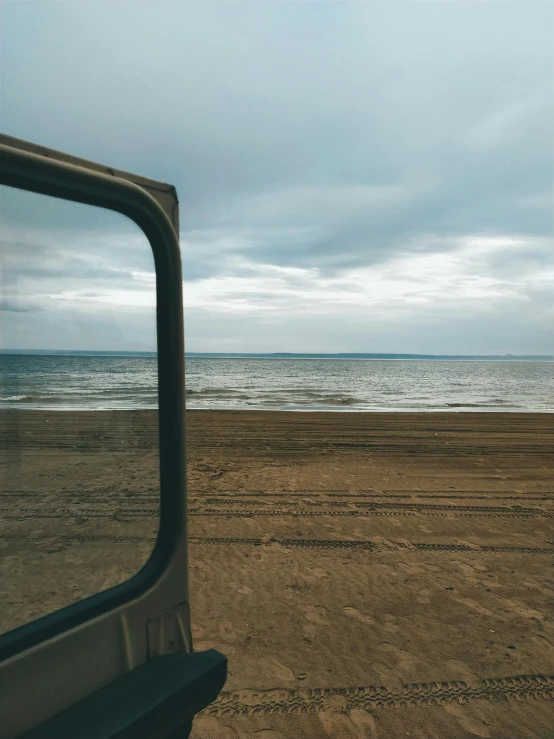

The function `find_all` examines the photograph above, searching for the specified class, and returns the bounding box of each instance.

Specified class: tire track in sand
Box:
[3,534,552,555]
[204,673,554,716]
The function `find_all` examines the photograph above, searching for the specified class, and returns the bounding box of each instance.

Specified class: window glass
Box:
[0,185,160,634]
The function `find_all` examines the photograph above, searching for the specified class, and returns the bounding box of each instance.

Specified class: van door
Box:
[0,135,226,739]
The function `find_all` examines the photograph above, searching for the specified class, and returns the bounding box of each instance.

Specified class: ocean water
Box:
[0,354,553,412]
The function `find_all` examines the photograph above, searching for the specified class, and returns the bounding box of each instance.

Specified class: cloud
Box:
[184,233,551,317]
[1,2,552,352]
[0,297,40,313]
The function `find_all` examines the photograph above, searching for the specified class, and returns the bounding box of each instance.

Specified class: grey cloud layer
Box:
[1,2,552,351]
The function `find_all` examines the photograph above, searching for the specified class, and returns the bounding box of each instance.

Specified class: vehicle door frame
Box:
[0,136,196,738]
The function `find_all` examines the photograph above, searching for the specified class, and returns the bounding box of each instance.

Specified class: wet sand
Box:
[1,410,553,738]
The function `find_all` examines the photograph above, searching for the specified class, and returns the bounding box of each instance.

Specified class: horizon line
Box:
[1,349,552,360]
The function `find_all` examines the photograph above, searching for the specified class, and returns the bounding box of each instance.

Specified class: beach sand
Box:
[1,410,553,737]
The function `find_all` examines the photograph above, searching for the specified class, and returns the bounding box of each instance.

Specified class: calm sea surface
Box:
[0,355,553,412]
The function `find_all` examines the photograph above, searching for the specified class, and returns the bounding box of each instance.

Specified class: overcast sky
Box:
[1,2,553,353]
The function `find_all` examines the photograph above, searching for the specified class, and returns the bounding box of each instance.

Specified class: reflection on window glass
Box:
[0,186,160,634]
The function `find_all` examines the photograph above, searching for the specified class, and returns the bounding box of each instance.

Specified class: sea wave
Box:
[0,394,73,404]
[2,355,552,412]
[186,389,253,400]
[186,388,360,406]
[445,400,521,408]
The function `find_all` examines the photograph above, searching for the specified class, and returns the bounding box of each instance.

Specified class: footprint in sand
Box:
[444,703,491,738]
[521,581,553,597]
[231,583,253,595]
[458,563,480,584]
[219,622,238,643]
[495,597,544,620]
[415,587,432,604]
[305,566,330,580]
[444,659,480,683]
[348,709,379,739]
[471,563,489,572]
[418,524,435,534]
[370,661,403,692]
[192,561,214,578]
[99,565,123,591]
[194,639,235,654]
[378,642,418,672]
[264,658,295,682]
[303,605,330,625]
[191,623,206,640]
[343,607,374,625]
[451,597,493,616]
[192,717,239,739]
[319,710,359,739]
[380,613,400,633]
[371,536,398,550]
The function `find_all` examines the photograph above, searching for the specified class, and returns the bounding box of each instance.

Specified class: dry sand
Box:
[1,410,553,738]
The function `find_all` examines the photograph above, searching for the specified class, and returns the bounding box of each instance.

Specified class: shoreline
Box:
[2,405,554,413]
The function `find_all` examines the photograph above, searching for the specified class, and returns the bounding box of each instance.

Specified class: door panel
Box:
[0,138,225,739]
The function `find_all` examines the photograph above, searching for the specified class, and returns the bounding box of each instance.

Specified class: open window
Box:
[0,135,226,739]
